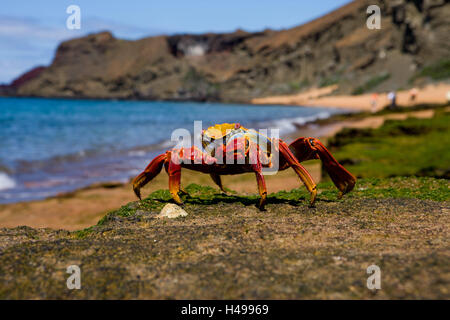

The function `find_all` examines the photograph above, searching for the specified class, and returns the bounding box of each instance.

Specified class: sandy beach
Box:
[252,83,450,112]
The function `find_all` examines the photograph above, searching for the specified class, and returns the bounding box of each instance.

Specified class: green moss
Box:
[347,177,449,201]
[329,111,450,179]
[269,177,449,202]
[96,202,141,226]
[145,188,173,202]
[73,226,95,239]
[93,177,448,228]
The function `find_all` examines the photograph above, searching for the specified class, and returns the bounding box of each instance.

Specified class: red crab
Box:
[133,123,356,209]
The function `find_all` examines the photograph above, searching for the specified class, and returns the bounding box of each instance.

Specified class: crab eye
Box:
[309,138,315,146]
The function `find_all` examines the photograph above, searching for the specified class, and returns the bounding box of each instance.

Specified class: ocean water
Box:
[0,97,343,203]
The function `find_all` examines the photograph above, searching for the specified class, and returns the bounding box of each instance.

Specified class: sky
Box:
[0,0,352,83]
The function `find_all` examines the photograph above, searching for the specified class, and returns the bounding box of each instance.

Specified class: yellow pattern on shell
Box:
[204,123,248,140]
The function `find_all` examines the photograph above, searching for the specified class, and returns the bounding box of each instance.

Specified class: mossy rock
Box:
[0,177,448,299]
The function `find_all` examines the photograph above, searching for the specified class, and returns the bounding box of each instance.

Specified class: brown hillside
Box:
[6,0,450,102]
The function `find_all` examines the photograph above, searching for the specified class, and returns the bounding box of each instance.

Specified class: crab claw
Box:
[133,183,142,200]
[289,137,356,197]
[311,139,356,197]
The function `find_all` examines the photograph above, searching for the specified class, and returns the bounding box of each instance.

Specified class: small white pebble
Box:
[157,203,188,219]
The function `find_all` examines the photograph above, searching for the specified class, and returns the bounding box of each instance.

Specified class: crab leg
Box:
[210,173,226,193]
[167,151,183,205]
[133,153,167,200]
[253,165,267,210]
[276,139,317,206]
[163,161,188,195]
[289,138,356,198]
[314,140,355,198]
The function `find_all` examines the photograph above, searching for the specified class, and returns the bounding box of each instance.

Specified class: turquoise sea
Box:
[0,97,343,203]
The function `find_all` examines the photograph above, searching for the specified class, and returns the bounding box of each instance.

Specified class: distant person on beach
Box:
[409,88,418,103]
[370,93,379,113]
[387,91,397,110]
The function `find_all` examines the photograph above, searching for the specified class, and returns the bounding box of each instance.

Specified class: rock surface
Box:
[0,178,448,299]
[3,0,449,101]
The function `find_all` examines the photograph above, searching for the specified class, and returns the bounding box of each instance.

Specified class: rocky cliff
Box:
[4,0,450,102]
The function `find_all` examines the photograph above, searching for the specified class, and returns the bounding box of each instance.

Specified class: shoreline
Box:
[252,83,450,112]
[5,82,450,111]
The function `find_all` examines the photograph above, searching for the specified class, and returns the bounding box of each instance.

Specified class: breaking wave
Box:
[0,172,16,191]
[257,111,333,134]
